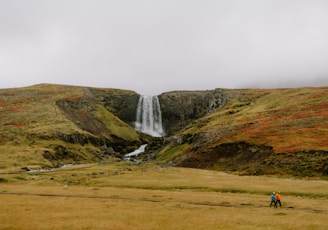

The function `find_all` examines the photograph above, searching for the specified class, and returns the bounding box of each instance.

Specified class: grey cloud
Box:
[1,0,328,95]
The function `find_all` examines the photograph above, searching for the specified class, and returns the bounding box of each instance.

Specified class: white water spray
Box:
[124,144,147,160]
[135,95,164,137]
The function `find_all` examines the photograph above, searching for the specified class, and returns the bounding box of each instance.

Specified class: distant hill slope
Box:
[1,84,328,177]
[157,87,328,177]
[0,84,141,171]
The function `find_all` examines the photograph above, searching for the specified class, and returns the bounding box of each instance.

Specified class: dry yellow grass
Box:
[1,186,327,230]
[0,164,327,229]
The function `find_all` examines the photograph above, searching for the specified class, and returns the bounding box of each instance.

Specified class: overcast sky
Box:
[1,0,328,95]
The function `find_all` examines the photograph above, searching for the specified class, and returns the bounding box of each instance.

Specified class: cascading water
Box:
[135,95,164,137]
[125,96,164,160]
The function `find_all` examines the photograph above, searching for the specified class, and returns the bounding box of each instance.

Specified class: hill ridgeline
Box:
[0,84,327,177]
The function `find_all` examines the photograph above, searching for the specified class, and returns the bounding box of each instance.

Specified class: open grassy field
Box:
[1,163,327,229]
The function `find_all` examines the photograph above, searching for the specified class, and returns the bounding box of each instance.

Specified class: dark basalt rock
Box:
[158,89,230,134]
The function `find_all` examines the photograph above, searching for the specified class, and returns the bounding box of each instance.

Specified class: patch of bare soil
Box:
[177,142,273,175]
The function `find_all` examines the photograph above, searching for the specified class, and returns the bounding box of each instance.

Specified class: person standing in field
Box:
[270,192,276,207]
[275,191,281,207]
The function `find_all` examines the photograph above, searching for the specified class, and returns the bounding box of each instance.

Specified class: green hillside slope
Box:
[1,84,328,177]
[0,84,140,171]
[157,87,328,177]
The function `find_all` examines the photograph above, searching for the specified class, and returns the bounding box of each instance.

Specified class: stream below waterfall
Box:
[124,144,147,160]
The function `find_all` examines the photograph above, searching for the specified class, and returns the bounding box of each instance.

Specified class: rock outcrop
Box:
[90,88,140,126]
[158,88,230,135]
[56,94,141,154]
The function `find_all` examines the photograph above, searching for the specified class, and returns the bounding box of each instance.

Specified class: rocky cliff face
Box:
[87,88,231,137]
[86,88,231,137]
[55,89,142,155]
[158,89,230,135]
[89,88,140,126]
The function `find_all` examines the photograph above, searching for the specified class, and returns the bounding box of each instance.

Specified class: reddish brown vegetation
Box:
[4,122,25,128]
[5,106,22,112]
[0,101,6,106]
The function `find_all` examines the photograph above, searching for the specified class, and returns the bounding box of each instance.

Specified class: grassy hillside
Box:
[1,84,328,177]
[0,84,140,172]
[157,87,328,177]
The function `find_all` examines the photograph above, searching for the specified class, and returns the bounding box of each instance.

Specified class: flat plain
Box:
[0,163,327,229]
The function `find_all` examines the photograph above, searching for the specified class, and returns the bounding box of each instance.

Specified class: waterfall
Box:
[135,95,164,137]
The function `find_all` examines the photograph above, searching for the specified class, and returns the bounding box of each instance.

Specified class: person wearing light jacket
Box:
[275,191,281,207]
[270,192,276,207]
